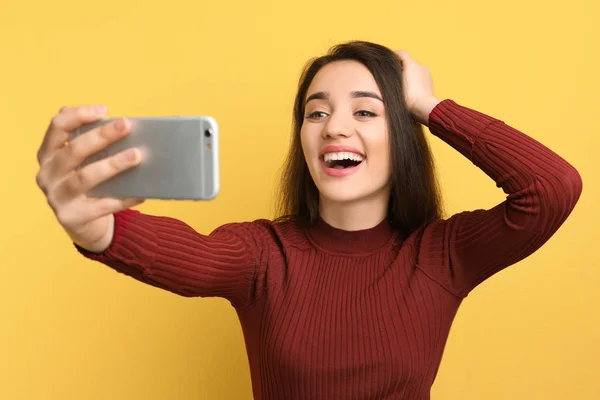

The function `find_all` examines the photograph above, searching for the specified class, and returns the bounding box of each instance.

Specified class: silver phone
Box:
[70,116,219,200]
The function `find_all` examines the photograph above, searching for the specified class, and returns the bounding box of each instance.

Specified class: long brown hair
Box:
[276,41,444,238]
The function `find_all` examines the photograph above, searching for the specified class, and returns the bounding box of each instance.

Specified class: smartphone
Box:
[70,116,219,200]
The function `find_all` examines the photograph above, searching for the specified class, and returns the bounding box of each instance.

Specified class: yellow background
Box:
[1,0,598,398]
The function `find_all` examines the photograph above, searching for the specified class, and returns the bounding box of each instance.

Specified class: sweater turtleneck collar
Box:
[305,215,395,255]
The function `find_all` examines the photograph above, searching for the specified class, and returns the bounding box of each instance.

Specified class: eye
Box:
[306,111,328,120]
[355,110,377,118]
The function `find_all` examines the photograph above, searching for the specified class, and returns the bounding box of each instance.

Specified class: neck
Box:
[318,191,389,231]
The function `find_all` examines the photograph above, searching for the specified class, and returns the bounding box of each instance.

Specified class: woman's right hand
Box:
[36,105,144,253]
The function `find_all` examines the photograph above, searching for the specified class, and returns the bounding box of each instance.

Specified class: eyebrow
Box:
[304,91,384,105]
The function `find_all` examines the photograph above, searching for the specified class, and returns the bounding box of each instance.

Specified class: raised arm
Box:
[416,99,582,297]
[394,50,582,298]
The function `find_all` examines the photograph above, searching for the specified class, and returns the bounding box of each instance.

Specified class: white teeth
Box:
[323,152,364,162]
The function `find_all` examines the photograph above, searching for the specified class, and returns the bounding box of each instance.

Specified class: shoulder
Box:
[211,216,311,252]
[406,210,480,248]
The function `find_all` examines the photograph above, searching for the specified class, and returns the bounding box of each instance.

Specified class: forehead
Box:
[307,60,381,96]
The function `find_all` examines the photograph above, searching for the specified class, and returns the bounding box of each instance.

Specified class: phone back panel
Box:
[71,116,219,200]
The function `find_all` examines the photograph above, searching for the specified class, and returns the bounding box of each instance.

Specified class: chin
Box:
[313,170,392,206]
[307,161,391,206]
[316,181,377,205]
[319,189,364,204]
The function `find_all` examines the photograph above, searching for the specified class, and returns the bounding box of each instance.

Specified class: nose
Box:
[323,111,353,139]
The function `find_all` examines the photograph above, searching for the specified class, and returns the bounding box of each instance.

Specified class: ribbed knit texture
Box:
[76,99,582,399]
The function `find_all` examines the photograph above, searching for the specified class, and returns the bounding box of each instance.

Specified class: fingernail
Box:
[126,148,139,162]
[93,105,107,115]
[114,118,125,131]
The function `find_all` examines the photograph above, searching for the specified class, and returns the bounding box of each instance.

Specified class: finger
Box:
[56,197,144,232]
[48,118,132,180]
[86,197,145,221]
[38,105,108,166]
[52,147,141,204]
[394,50,413,65]
[37,118,132,195]
[395,50,421,71]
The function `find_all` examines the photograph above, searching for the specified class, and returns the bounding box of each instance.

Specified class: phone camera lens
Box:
[204,128,213,138]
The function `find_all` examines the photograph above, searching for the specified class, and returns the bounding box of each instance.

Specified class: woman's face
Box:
[301,60,392,207]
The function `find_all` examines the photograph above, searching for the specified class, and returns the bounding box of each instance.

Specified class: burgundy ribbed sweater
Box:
[77,100,582,399]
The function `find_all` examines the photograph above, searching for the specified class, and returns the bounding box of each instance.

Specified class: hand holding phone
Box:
[35,105,220,253]
[36,106,144,252]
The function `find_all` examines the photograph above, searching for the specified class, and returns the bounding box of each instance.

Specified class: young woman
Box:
[36,41,582,399]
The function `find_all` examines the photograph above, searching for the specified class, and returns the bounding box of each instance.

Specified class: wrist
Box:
[73,214,115,253]
[411,97,441,126]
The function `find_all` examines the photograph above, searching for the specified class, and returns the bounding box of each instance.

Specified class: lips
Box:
[318,145,365,178]
[319,145,365,159]
[321,160,361,177]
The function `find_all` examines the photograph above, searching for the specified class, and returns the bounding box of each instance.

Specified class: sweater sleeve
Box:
[416,99,582,298]
[75,209,270,308]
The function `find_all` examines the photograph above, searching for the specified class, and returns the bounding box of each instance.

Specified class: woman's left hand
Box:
[395,50,441,126]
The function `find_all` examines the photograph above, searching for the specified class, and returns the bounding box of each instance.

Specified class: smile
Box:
[320,151,364,177]
[323,152,364,169]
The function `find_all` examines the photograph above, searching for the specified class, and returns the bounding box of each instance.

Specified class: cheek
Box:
[383,136,392,174]
[366,130,392,174]
[300,130,310,160]
[300,128,318,161]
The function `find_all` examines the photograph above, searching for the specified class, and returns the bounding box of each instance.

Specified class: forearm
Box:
[427,99,582,204]
[75,209,264,306]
